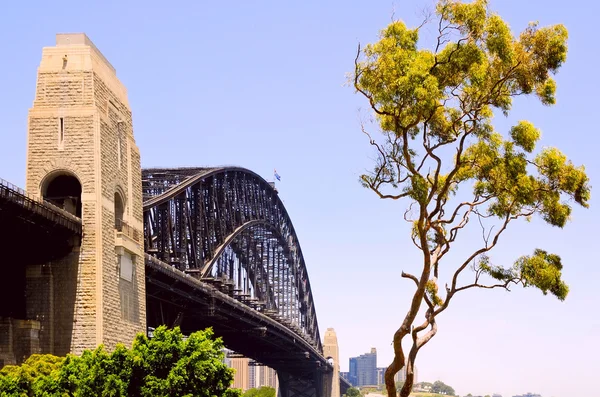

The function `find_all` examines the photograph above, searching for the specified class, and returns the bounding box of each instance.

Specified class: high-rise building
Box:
[230,357,251,390]
[375,365,418,385]
[394,365,418,384]
[348,348,377,387]
[249,362,278,389]
[226,354,278,392]
[349,357,358,386]
[249,364,257,389]
[376,367,385,385]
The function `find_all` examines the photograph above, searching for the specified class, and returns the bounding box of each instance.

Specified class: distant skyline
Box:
[0,1,598,397]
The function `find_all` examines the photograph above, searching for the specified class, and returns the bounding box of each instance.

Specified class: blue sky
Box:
[1,1,598,396]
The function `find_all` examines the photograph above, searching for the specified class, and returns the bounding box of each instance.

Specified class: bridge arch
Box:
[142,167,322,350]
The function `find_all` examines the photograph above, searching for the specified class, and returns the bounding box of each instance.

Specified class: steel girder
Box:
[142,167,322,352]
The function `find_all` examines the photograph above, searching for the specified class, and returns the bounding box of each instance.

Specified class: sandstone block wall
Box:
[25,33,145,355]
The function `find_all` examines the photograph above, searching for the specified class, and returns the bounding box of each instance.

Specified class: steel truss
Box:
[142,167,321,351]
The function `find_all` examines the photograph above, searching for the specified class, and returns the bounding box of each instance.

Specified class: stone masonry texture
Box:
[25,33,146,355]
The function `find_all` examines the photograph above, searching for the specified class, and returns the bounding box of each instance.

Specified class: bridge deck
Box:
[0,178,81,264]
[145,254,326,376]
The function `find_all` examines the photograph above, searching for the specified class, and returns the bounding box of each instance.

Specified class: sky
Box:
[0,1,598,396]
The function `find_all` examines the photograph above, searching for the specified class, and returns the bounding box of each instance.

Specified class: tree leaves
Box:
[355,0,589,233]
[477,250,568,301]
[0,327,239,397]
[353,3,589,395]
[0,354,64,396]
[515,249,569,300]
[243,386,276,397]
[510,121,540,153]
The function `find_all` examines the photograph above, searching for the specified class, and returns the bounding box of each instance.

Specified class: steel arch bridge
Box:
[142,166,324,355]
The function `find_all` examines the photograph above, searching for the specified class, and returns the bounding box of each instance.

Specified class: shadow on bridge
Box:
[0,178,82,363]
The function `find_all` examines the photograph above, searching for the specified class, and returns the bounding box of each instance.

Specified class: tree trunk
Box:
[384,358,403,397]
[399,355,417,397]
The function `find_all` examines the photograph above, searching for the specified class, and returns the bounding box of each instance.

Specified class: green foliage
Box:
[509,121,540,153]
[355,0,588,301]
[0,326,239,397]
[0,354,64,396]
[243,386,276,397]
[425,280,444,306]
[415,382,433,389]
[354,2,588,396]
[360,386,380,394]
[478,248,568,300]
[431,380,455,395]
[515,249,569,299]
[345,387,362,397]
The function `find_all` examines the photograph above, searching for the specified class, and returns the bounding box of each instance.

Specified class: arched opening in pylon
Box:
[42,172,82,217]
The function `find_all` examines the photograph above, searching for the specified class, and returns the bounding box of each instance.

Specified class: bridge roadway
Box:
[0,171,350,397]
[0,178,81,264]
[146,254,328,378]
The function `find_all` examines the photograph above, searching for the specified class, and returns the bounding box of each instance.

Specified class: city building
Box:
[375,365,418,386]
[340,372,349,382]
[225,352,278,392]
[513,394,541,397]
[348,348,377,387]
[349,357,358,386]
[229,357,251,390]
[376,367,385,386]
[249,362,278,389]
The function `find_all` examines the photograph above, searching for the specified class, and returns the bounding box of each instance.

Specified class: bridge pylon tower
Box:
[25,33,145,356]
[323,328,341,397]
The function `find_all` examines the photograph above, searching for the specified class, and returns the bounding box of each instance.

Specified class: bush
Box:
[243,386,276,397]
[0,326,240,397]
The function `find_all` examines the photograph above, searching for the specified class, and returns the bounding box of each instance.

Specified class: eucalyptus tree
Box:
[353,1,589,396]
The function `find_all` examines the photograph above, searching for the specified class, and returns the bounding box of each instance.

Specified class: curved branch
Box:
[401,271,419,286]
[455,278,523,293]
[449,211,512,294]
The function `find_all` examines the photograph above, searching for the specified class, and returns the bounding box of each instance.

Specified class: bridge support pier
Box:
[277,369,339,397]
[321,371,334,397]
[22,249,80,358]
[278,371,326,397]
[25,263,53,354]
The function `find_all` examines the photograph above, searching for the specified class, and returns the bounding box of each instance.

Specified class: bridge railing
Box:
[0,177,82,232]
[115,219,142,243]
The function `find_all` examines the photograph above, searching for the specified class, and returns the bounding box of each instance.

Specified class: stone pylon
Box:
[25,33,145,356]
[323,328,340,397]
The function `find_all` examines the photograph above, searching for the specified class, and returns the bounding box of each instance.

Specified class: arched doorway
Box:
[42,173,82,217]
